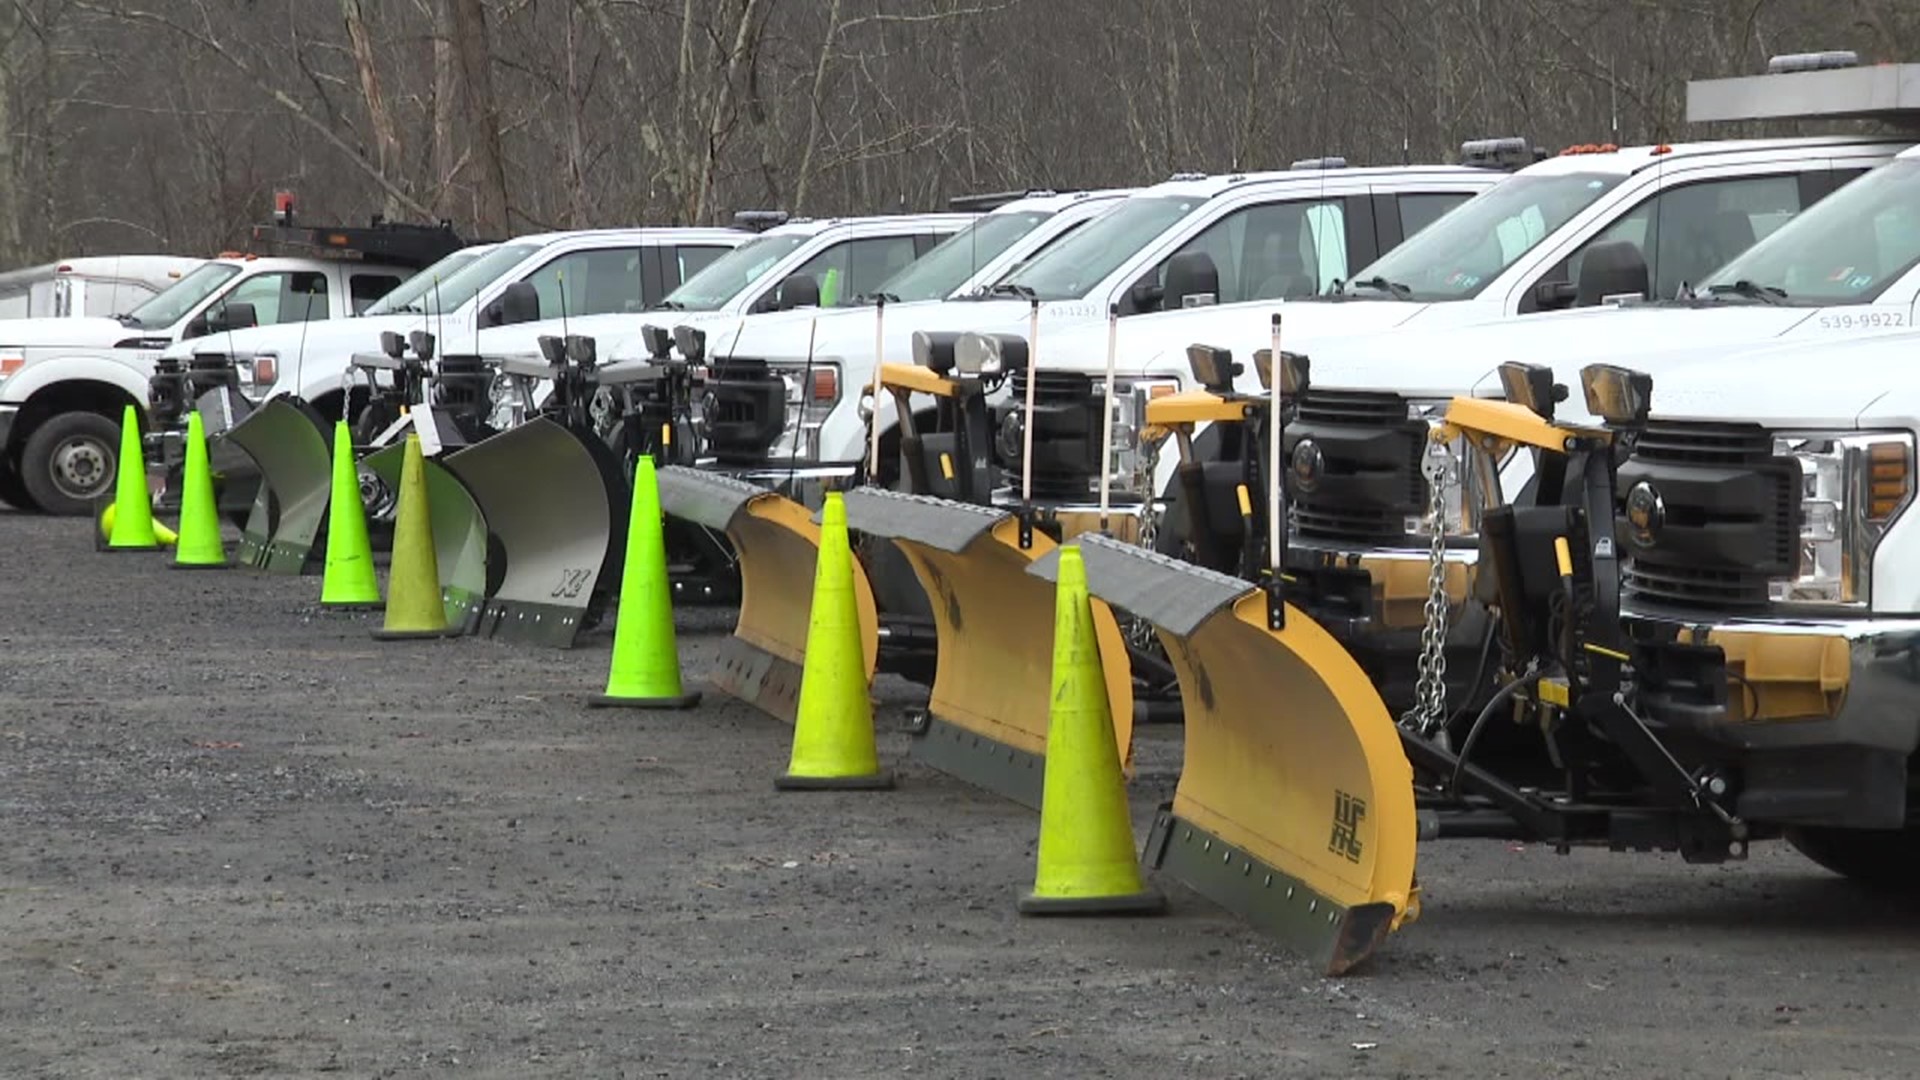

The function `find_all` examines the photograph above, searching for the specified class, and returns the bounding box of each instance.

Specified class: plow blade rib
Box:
[656,467,878,724]
[844,488,1133,810]
[222,398,331,575]
[1035,534,1418,976]
[440,418,625,648]
[363,443,489,635]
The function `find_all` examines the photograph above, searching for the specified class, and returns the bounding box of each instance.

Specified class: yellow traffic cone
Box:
[776,491,893,791]
[1019,545,1165,916]
[100,503,176,546]
[371,433,453,640]
[590,455,701,709]
[170,411,228,569]
[103,404,160,551]
[320,420,382,610]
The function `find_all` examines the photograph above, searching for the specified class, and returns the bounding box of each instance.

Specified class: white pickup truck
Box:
[0,218,470,513]
[644,160,1507,496]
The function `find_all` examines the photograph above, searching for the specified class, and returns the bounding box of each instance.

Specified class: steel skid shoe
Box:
[655,466,881,723]
[438,333,629,648]
[844,328,1136,809]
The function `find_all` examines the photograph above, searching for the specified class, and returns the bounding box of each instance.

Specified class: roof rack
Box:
[1687,51,1920,130]
[1165,171,1210,182]
[246,218,472,269]
[946,189,1066,213]
[1459,137,1547,171]
[1289,156,1349,170]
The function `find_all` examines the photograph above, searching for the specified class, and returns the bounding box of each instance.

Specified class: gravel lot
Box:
[3,508,1919,1078]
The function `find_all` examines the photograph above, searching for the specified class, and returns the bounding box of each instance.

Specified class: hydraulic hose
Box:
[1448,674,1527,797]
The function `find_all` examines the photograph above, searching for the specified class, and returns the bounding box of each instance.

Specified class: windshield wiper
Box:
[114,314,143,327]
[1343,275,1412,300]
[1705,280,1788,306]
[652,299,687,311]
[863,292,901,305]
[985,282,1037,301]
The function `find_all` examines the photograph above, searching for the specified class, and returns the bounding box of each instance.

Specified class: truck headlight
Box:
[1408,399,1501,540]
[1105,377,1180,498]
[1771,432,1913,606]
[768,361,840,460]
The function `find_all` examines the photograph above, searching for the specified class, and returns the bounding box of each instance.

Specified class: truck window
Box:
[1398,193,1471,239]
[1150,199,1348,305]
[1700,158,1920,305]
[675,245,728,289]
[82,281,159,318]
[524,247,646,317]
[784,236,923,307]
[350,273,403,314]
[215,270,330,327]
[0,287,28,318]
[1551,174,1803,301]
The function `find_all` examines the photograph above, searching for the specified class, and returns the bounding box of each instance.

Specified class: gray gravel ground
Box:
[4,509,1920,1078]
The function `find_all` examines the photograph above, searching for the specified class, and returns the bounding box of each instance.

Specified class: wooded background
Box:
[4,0,1917,262]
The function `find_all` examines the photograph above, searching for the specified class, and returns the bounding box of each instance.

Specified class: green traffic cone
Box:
[776,491,892,790]
[170,411,228,569]
[372,433,455,640]
[104,404,160,552]
[320,420,382,610]
[590,455,700,709]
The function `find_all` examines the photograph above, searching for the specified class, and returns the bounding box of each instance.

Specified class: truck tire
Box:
[0,458,37,511]
[1786,825,1920,891]
[20,410,122,516]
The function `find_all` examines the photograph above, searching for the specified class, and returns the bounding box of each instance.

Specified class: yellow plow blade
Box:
[222,397,332,575]
[655,467,878,724]
[440,417,626,648]
[1038,533,1418,976]
[844,488,1134,810]
[363,441,490,636]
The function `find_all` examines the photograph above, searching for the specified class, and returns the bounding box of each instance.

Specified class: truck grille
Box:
[1286,390,1423,546]
[1618,421,1798,611]
[1004,369,1099,500]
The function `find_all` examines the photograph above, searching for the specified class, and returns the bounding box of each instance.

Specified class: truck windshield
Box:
[121,262,241,328]
[660,233,809,311]
[360,246,491,316]
[1339,172,1623,301]
[994,196,1202,301]
[1700,159,1920,305]
[369,242,539,316]
[877,211,1052,302]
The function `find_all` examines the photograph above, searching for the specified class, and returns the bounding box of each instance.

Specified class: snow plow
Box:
[1047,343,1762,974]
[221,395,332,575]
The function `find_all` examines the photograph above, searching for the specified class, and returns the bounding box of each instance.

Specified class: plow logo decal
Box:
[550,568,593,600]
[1329,790,1366,863]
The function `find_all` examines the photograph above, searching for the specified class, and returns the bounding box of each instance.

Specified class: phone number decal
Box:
[1819,310,1907,331]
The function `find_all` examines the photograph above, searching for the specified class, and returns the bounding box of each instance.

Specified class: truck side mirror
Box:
[484,281,541,327]
[1126,276,1163,315]
[184,315,209,339]
[219,302,258,332]
[775,273,820,311]
[1530,279,1578,312]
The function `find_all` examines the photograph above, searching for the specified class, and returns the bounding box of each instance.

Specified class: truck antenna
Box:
[865,295,886,481]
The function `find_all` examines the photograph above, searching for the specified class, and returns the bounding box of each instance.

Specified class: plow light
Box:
[1497,361,1562,420]
[1580,363,1653,427]
[955,331,1027,377]
[674,324,707,364]
[1185,344,1239,394]
[409,330,436,362]
[912,329,959,375]
[639,324,673,361]
[1252,347,1310,396]
[537,335,568,366]
[566,334,597,367]
[379,330,406,360]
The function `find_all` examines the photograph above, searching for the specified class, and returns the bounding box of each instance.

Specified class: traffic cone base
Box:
[588,688,702,710]
[370,625,460,641]
[171,411,228,569]
[778,491,889,792]
[592,455,698,707]
[97,501,175,550]
[1017,889,1166,916]
[1019,545,1165,918]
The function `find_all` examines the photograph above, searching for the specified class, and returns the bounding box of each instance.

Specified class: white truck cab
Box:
[464,207,997,373]
[0,256,207,321]
[186,227,749,432]
[0,215,470,513]
[659,161,1505,492]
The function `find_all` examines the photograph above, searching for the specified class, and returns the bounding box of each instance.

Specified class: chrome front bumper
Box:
[1624,611,1920,756]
